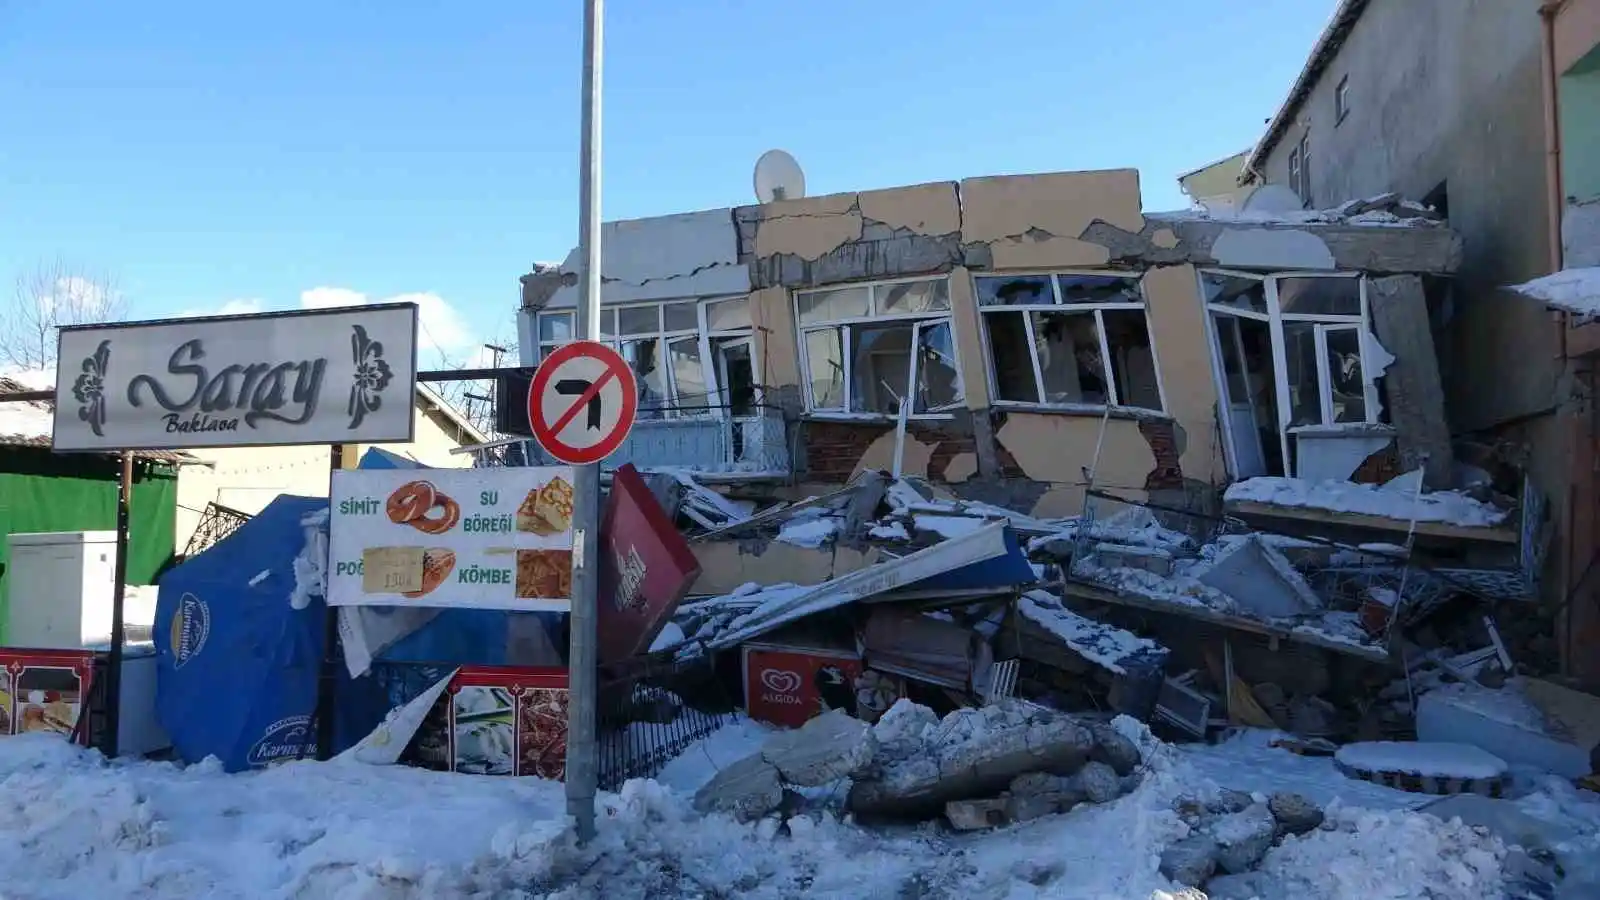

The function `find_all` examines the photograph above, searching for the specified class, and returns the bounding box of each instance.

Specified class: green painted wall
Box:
[1561,46,1600,203]
[0,451,178,643]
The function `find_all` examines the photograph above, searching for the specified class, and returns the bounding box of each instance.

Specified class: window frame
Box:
[1295,132,1312,204]
[1335,75,1350,124]
[976,270,1169,415]
[1199,268,1384,478]
[792,275,962,419]
[532,295,758,418]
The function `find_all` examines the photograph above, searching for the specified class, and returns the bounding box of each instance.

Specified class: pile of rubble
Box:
[1159,788,1327,893]
[694,699,1147,828]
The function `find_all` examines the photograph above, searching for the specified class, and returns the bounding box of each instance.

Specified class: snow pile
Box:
[1334,741,1509,780]
[775,513,838,549]
[0,368,53,439]
[0,710,1533,899]
[1226,475,1509,528]
[1508,266,1600,320]
[1018,590,1164,675]
[1253,807,1505,897]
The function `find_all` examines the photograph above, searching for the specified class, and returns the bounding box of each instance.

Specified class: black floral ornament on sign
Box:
[347,325,394,429]
[73,340,111,437]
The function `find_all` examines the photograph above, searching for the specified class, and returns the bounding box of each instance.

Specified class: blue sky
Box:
[0,1,1330,369]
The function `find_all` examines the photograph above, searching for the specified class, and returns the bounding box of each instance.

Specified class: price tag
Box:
[362,546,424,594]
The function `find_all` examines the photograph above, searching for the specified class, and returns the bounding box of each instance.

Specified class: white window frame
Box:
[976,270,1169,415]
[793,275,963,419]
[1335,75,1350,124]
[1199,269,1383,478]
[532,295,758,418]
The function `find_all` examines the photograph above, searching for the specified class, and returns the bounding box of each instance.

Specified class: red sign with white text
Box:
[741,644,863,729]
[598,464,702,663]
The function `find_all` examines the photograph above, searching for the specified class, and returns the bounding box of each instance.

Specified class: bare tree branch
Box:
[0,259,125,372]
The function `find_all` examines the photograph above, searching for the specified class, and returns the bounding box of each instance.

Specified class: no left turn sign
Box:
[528,341,639,465]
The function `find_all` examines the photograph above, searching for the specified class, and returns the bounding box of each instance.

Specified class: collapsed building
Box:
[512,168,1590,807]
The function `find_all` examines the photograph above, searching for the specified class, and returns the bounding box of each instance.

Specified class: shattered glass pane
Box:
[621,338,669,415]
[1101,309,1162,410]
[618,305,660,335]
[804,328,845,410]
[1278,276,1361,317]
[1056,274,1142,305]
[663,301,699,332]
[1034,311,1108,405]
[976,275,1053,307]
[537,312,572,342]
[1202,272,1269,315]
[705,297,751,331]
[914,320,963,412]
[797,286,870,325]
[985,311,1039,403]
[850,323,914,414]
[667,336,707,409]
[878,279,950,315]
[1282,322,1322,426]
[1325,327,1367,423]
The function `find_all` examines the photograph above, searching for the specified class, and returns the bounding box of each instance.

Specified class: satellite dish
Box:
[754,149,806,203]
[1240,183,1308,215]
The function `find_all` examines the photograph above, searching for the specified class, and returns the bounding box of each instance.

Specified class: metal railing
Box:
[525,390,792,476]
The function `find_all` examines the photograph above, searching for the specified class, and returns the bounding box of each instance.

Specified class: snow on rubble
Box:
[1508,266,1600,321]
[1225,475,1509,528]
[0,707,1546,899]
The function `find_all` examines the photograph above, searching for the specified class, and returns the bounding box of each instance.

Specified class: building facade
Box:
[1239,0,1600,679]
[520,169,1458,522]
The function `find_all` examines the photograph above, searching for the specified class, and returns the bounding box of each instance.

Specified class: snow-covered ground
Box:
[1,720,1595,899]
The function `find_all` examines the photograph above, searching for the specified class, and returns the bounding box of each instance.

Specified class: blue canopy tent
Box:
[153,495,387,771]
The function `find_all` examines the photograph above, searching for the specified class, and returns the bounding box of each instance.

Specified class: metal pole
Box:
[103,451,133,758]
[316,443,347,761]
[566,0,604,844]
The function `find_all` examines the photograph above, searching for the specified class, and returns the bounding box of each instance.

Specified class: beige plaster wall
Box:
[960,169,1145,269]
[1557,0,1600,74]
[1141,265,1227,484]
[751,181,961,260]
[947,265,990,410]
[749,286,801,393]
[994,413,1157,516]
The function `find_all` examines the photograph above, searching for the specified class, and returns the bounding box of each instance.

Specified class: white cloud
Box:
[298,287,478,368]
[175,298,264,318]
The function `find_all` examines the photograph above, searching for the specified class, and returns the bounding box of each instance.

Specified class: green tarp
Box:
[0,451,178,643]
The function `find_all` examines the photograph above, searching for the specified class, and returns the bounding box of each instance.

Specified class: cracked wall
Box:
[542,208,750,310]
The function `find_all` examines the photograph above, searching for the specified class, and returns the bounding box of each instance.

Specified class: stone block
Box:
[1079,761,1122,804]
[1267,791,1324,837]
[694,754,784,822]
[1159,835,1219,887]
[945,798,1011,831]
[1089,722,1142,776]
[1210,804,1278,874]
[761,709,877,787]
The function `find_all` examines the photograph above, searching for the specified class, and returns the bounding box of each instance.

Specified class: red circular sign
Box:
[528,340,639,465]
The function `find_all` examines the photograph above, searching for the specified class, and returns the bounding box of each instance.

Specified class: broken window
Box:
[977,272,1164,412]
[795,277,962,416]
[532,296,759,416]
[1201,269,1385,478]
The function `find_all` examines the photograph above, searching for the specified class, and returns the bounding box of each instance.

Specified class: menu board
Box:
[0,651,96,746]
[328,467,577,611]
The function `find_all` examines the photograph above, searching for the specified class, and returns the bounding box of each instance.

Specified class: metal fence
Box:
[367,651,734,789]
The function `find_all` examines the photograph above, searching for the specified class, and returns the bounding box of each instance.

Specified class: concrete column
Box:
[1367,274,1454,488]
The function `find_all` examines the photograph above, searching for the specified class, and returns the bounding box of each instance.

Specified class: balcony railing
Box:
[524,391,792,477]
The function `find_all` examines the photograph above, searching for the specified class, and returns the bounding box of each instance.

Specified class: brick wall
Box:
[1138,419,1186,491]
[799,418,978,483]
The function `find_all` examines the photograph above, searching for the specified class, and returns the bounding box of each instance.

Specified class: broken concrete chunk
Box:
[1005,790,1078,823]
[1210,804,1278,874]
[1079,761,1122,804]
[1267,791,1325,837]
[761,709,877,787]
[872,698,940,765]
[1158,835,1220,887]
[1089,722,1143,776]
[1196,533,1323,619]
[1210,789,1255,814]
[945,797,1010,831]
[937,718,1096,788]
[693,754,784,822]
[1009,771,1084,799]
[1204,871,1294,900]
[1092,542,1175,577]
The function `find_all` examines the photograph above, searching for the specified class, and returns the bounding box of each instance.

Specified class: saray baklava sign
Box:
[50,304,419,451]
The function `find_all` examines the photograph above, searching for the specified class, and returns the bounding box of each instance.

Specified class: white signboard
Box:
[51,304,418,451]
[327,467,577,611]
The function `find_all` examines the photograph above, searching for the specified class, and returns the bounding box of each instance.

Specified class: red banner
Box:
[598,464,702,663]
